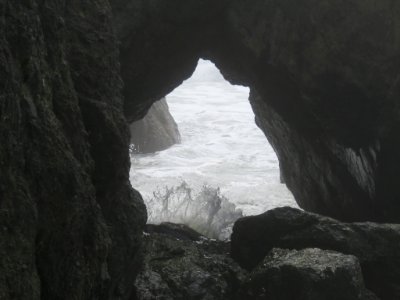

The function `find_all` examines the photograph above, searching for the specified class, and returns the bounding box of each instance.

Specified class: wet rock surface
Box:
[135,223,245,300]
[238,248,378,300]
[129,98,181,153]
[231,207,400,299]
[136,223,381,300]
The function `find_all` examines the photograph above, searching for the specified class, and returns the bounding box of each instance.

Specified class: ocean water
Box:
[130,59,297,226]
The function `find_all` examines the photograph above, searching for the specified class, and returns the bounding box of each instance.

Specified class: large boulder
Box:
[231,207,400,299]
[130,98,181,153]
[238,248,378,300]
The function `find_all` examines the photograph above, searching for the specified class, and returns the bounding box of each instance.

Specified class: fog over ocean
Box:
[130,59,297,220]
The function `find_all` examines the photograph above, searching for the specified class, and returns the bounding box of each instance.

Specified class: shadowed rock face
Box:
[129,98,181,153]
[0,1,146,299]
[113,0,400,222]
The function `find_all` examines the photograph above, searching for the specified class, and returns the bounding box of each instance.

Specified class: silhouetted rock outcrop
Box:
[145,222,204,241]
[231,207,400,299]
[129,98,181,153]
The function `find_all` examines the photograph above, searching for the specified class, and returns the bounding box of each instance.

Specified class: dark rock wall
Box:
[129,98,181,153]
[0,1,145,299]
[224,0,400,222]
[114,0,400,222]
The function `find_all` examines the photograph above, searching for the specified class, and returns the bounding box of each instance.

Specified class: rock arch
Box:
[113,0,400,222]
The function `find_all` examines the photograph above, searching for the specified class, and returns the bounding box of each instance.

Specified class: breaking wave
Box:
[145,181,243,240]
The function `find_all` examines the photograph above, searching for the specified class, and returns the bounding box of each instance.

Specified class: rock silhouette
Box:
[129,98,181,153]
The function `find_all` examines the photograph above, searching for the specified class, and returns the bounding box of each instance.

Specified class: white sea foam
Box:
[130,59,297,220]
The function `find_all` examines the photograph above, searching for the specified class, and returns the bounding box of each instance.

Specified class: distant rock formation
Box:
[129,98,181,153]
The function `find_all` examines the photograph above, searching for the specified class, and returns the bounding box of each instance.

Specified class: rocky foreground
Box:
[136,207,400,300]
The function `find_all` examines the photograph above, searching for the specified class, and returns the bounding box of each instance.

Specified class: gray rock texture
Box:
[135,223,245,300]
[136,223,378,300]
[129,98,181,153]
[238,248,378,300]
[231,207,400,299]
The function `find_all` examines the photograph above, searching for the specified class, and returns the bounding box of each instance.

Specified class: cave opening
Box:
[129,59,296,239]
